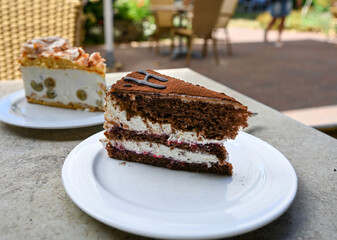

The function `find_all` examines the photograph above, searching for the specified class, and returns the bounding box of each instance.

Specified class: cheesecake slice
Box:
[19,36,106,111]
[101,70,252,175]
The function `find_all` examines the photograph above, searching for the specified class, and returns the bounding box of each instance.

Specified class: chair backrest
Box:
[150,0,175,28]
[0,0,82,81]
[192,0,223,37]
[216,0,239,28]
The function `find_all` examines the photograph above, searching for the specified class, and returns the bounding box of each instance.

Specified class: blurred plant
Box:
[313,0,330,12]
[114,0,150,22]
[114,0,156,41]
[256,9,331,33]
[83,0,104,45]
[83,0,156,44]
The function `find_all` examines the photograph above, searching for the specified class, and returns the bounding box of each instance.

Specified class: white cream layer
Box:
[21,66,105,108]
[105,99,225,144]
[102,138,218,166]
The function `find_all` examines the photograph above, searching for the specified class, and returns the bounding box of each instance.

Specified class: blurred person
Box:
[264,0,293,47]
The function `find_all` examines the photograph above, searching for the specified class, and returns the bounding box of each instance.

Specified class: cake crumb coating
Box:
[19,37,105,77]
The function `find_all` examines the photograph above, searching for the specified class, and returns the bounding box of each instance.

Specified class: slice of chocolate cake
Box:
[101,70,252,175]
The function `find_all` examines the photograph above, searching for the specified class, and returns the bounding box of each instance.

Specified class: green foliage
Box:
[313,0,330,12]
[83,0,104,45]
[297,10,331,33]
[114,0,151,23]
[83,0,154,44]
[256,9,331,33]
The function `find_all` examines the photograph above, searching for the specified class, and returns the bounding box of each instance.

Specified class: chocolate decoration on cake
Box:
[124,70,168,89]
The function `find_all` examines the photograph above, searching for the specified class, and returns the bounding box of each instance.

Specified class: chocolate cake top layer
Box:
[110,69,240,103]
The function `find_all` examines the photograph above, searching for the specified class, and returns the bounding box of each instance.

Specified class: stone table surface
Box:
[0,68,336,240]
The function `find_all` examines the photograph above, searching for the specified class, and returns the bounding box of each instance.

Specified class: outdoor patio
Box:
[1,0,337,239]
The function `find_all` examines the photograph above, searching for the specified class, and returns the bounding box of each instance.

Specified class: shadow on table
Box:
[2,123,104,141]
[244,126,266,136]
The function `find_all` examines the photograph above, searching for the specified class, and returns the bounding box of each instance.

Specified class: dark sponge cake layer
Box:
[108,91,250,140]
[106,143,233,176]
[104,124,228,163]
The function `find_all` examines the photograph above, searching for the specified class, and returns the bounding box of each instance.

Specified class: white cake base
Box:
[21,66,106,110]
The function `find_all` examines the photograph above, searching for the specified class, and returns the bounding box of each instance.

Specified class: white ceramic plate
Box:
[0,90,104,129]
[62,131,297,239]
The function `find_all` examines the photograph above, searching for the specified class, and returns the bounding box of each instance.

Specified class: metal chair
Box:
[215,0,239,56]
[0,0,83,81]
[171,0,223,66]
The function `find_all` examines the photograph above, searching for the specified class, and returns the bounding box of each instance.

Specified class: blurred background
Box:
[0,0,336,136]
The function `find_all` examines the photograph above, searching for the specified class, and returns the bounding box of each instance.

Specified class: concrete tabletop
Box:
[0,68,336,239]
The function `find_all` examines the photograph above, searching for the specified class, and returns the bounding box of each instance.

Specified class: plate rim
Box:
[62,130,297,239]
[0,90,104,129]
